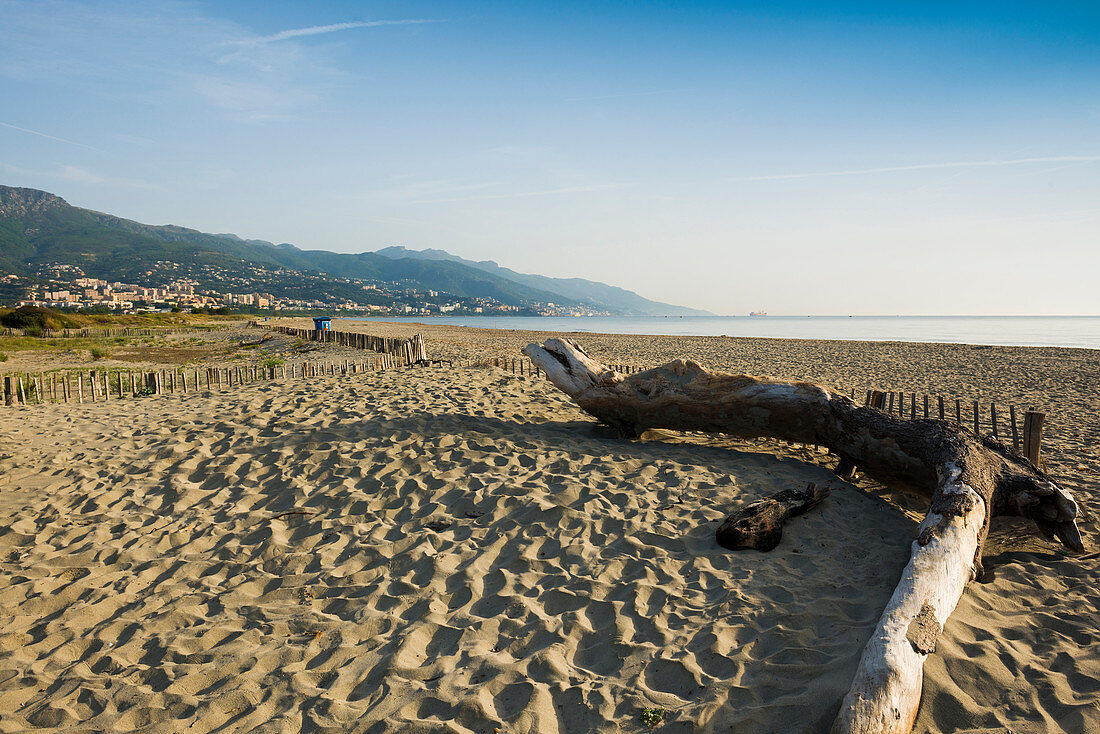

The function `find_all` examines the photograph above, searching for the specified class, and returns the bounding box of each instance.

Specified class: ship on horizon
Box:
[749,310,767,317]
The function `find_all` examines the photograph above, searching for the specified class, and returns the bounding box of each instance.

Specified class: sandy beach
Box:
[1,322,1097,732]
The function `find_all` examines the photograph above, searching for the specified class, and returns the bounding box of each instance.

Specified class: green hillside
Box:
[0,185,699,314]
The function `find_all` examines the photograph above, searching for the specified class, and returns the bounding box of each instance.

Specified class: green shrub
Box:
[640,708,665,728]
[0,305,80,331]
[0,352,7,362]
[89,346,109,360]
[262,357,285,368]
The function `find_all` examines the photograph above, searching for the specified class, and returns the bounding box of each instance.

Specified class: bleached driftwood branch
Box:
[522,338,1083,734]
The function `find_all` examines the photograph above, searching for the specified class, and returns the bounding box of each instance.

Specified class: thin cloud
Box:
[0,162,159,190]
[0,121,100,151]
[734,155,1100,181]
[244,20,440,45]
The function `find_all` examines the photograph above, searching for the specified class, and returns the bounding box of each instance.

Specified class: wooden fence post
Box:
[1010,405,1021,453]
[3,376,13,406]
[1022,411,1045,466]
[870,390,887,410]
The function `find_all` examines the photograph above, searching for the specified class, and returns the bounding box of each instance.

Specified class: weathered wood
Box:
[1010,405,1021,453]
[870,390,886,410]
[1023,411,1045,466]
[522,338,1083,734]
[716,482,829,551]
[836,458,857,479]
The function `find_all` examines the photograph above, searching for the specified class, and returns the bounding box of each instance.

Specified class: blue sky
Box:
[1,1,1098,314]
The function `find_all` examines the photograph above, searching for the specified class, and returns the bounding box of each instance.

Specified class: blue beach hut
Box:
[313,316,332,331]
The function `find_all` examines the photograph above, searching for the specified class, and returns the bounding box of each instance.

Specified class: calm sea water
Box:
[354,315,1100,350]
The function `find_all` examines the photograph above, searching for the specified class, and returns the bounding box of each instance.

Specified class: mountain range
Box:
[0,185,706,316]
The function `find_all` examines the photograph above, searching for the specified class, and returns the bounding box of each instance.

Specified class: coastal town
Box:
[4,264,610,317]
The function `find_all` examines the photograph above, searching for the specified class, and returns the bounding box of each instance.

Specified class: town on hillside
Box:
[2,263,610,317]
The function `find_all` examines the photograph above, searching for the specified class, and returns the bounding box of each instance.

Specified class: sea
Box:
[352,315,1100,350]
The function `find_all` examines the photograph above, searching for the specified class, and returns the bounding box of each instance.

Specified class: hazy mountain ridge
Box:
[375,246,710,316]
[0,186,701,314]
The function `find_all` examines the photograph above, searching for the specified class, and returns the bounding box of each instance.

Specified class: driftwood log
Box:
[716,481,830,551]
[521,338,1083,734]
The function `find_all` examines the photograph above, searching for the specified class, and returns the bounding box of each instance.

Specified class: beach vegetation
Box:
[0,352,6,362]
[89,346,109,360]
[640,707,665,727]
[262,357,285,368]
[0,305,82,331]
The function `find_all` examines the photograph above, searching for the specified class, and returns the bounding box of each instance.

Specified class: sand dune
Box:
[2,349,1097,732]
[1,366,919,732]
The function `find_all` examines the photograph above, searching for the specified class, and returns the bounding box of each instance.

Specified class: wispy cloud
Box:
[0,120,101,151]
[0,161,159,190]
[733,155,1100,181]
[244,20,440,45]
[0,3,440,124]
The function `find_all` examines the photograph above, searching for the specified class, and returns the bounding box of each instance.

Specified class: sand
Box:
[285,319,1100,551]
[1,323,1097,732]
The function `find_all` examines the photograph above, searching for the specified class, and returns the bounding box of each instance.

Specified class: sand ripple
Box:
[0,366,1061,732]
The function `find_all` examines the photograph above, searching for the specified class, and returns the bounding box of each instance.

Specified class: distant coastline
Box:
[349,314,1100,350]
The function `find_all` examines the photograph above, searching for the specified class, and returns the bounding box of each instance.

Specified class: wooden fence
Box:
[4,342,1047,467]
[858,388,1045,465]
[478,358,1048,466]
[0,326,219,338]
[0,355,402,406]
[258,324,427,365]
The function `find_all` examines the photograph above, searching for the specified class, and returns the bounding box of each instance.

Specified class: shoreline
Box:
[353,317,1100,353]
[333,314,1100,351]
